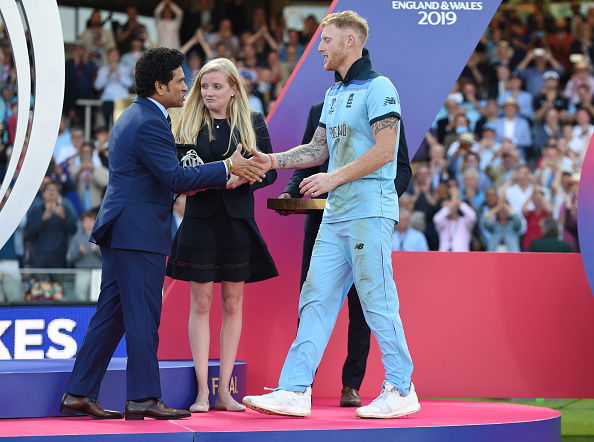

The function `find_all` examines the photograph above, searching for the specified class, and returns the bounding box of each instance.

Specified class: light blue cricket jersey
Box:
[319,55,401,223]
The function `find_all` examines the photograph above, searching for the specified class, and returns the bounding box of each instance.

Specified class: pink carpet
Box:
[0,399,560,437]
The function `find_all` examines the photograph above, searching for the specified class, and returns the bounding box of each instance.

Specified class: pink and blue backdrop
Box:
[159,0,594,399]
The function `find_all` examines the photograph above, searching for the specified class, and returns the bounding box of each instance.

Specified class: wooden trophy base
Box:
[267,198,326,214]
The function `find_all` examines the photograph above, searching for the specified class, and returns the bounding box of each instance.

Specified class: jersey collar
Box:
[334,48,378,84]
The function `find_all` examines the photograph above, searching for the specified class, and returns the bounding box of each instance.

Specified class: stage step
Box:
[0,358,246,418]
[0,399,560,442]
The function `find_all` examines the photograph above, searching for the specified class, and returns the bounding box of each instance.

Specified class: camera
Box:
[533,48,545,57]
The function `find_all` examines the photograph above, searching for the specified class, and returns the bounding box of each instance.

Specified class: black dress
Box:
[166,111,278,283]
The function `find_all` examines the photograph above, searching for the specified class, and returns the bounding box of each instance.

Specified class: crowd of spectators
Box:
[0,1,590,302]
[401,1,588,253]
[0,1,319,302]
[63,2,310,128]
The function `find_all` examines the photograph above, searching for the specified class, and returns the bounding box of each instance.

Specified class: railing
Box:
[75,98,103,141]
[0,268,101,305]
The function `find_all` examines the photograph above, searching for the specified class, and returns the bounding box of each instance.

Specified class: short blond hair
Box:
[321,10,368,46]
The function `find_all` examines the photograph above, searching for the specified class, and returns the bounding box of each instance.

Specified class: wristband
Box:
[267,153,275,168]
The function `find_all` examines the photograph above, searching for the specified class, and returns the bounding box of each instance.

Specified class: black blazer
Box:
[184,111,277,219]
[284,102,412,233]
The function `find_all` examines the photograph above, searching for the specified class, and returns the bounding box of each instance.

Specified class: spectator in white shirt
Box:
[94,48,133,128]
[504,164,535,215]
[120,37,145,73]
[476,125,501,171]
[53,118,74,165]
[154,0,184,49]
[568,108,594,156]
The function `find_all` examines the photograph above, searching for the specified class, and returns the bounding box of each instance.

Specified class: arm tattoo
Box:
[372,116,398,136]
[276,126,328,168]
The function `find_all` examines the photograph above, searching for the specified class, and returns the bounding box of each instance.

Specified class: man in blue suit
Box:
[61,48,264,420]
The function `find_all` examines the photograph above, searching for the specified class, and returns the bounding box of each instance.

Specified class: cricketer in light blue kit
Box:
[243,10,419,419]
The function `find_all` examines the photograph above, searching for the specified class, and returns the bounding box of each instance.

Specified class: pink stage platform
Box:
[0,399,560,442]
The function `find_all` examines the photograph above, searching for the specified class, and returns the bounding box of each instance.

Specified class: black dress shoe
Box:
[125,398,191,420]
[340,386,361,407]
[60,393,123,419]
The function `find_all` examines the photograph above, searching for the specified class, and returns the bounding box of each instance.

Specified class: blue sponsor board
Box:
[0,305,126,360]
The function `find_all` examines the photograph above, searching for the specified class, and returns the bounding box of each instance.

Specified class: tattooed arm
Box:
[274,126,330,169]
[298,116,399,197]
[250,125,329,173]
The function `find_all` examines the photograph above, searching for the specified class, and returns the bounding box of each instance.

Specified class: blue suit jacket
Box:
[91,97,227,255]
[493,116,533,150]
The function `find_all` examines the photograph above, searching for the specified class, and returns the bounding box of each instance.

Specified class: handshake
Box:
[225,144,273,189]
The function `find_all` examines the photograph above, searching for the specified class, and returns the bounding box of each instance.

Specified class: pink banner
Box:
[160,252,594,398]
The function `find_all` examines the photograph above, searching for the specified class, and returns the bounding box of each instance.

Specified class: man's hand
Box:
[229,144,266,183]
[226,174,247,189]
[54,204,66,220]
[299,172,337,197]
[194,28,205,43]
[418,180,431,194]
[42,204,53,221]
[81,159,94,171]
[275,192,296,216]
[249,147,273,173]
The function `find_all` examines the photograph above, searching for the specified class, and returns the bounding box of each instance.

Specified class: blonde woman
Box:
[166,58,278,412]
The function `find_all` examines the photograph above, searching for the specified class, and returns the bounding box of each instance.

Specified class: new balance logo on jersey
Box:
[384,97,396,106]
[355,243,364,250]
[346,93,354,108]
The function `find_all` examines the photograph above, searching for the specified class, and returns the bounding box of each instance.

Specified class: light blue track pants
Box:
[278,217,413,396]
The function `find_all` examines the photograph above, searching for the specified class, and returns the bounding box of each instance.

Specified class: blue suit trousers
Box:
[66,246,166,400]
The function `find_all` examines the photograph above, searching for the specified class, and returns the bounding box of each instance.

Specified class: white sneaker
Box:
[356,382,420,419]
[243,388,312,417]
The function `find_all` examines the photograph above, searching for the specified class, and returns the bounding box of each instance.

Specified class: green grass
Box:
[439,398,594,441]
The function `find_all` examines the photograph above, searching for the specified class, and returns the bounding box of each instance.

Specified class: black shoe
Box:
[125,398,191,420]
[340,386,362,407]
[60,393,123,419]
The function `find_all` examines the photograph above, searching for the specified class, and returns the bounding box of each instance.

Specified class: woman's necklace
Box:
[214,118,226,129]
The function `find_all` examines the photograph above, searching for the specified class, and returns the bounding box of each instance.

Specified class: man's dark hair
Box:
[81,209,97,220]
[43,179,62,194]
[135,48,184,98]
